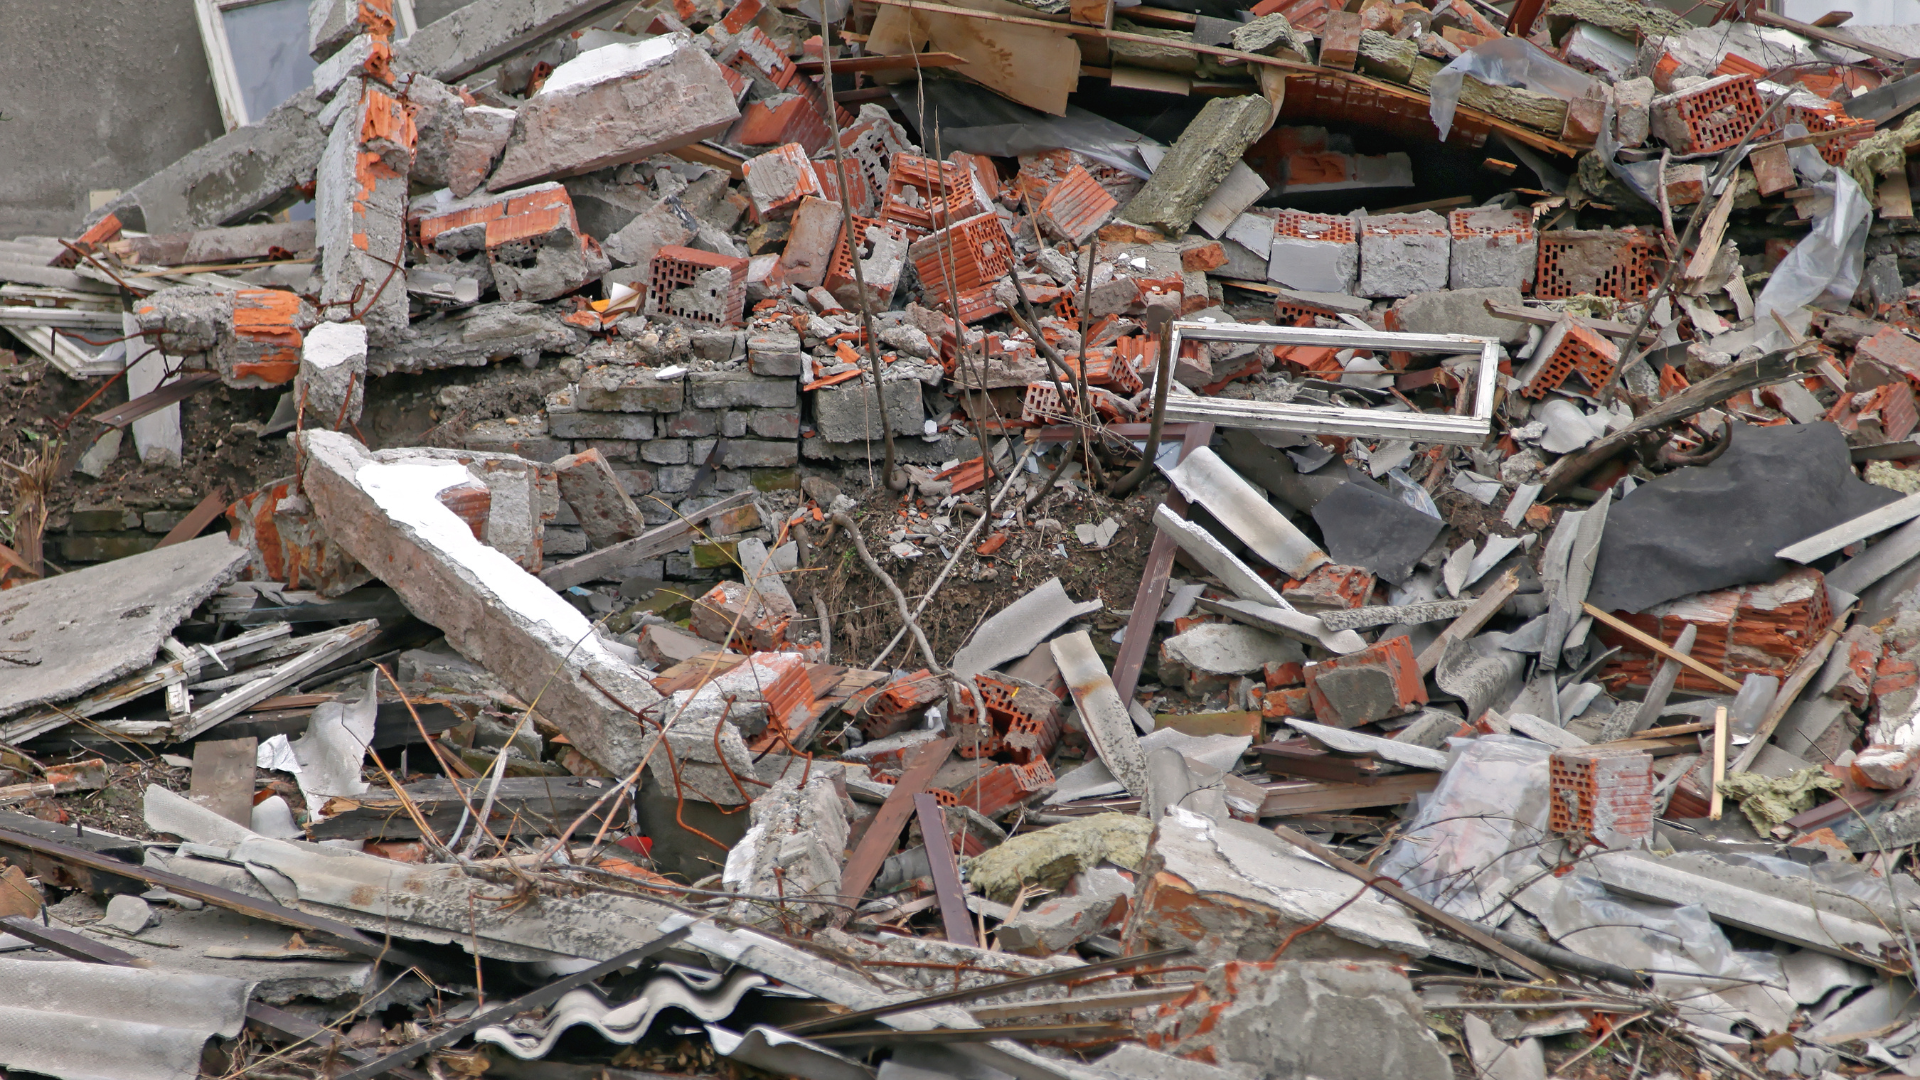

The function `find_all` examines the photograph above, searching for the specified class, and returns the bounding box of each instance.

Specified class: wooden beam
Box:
[795,50,969,74]
[830,737,956,928]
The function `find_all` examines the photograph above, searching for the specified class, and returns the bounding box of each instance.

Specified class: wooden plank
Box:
[794,50,969,74]
[1110,422,1214,703]
[1708,706,1728,821]
[1750,8,1909,63]
[188,737,257,827]
[157,486,230,548]
[180,620,382,739]
[1258,771,1437,816]
[1415,569,1519,675]
[671,143,747,180]
[1582,603,1743,692]
[538,490,755,590]
[830,737,956,928]
[913,792,979,947]
[1877,168,1914,220]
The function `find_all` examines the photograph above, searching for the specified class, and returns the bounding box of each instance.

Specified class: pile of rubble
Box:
[16,0,1920,1076]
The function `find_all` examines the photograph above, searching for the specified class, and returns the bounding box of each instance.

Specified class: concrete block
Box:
[553,448,647,548]
[142,510,188,534]
[720,439,799,467]
[575,366,685,412]
[297,430,663,776]
[1389,285,1529,346]
[547,409,656,440]
[1144,958,1449,1080]
[297,321,368,428]
[317,82,414,343]
[1448,207,1536,291]
[1303,635,1426,727]
[394,0,634,83]
[747,325,804,377]
[688,370,798,409]
[722,767,847,926]
[1357,211,1449,299]
[1268,211,1358,294]
[464,416,571,462]
[810,378,924,442]
[721,411,750,438]
[94,89,326,235]
[1122,96,1271,236]
[656,465,700,493]
[489,34,741,191]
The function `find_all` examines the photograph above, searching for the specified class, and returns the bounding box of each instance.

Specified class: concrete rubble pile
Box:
[18,0,1920,1076]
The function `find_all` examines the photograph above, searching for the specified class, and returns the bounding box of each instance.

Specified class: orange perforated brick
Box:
[908,212,1014,323]
[1021,381,1070,425]
[1534,228,1661,301]
[1274,209,1355,244]
[1549,746,1654,848]
[881,155,981,233]
[1035,165,1118,245]
[645,245,749,326]
[1522,319,1619,399]
[1651,74,1775,155]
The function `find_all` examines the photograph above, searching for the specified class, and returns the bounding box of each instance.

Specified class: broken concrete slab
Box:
[0,535,246,721]
[1145,958,1450,1080]
[395,0,636,83]
[296,430,664,778]
[317,82,414,343]
[92,89,327,235]
[722,768,848,927]
[1126,807,1429,964]
[1160,622,1304,692]
[489,34,742,190]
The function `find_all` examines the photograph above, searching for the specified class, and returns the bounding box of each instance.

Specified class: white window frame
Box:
[1159,321,1502,446]
[194,0,418,131]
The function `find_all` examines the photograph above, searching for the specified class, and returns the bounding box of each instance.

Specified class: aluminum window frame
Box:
[1160,320,1502,446]
[194,0,418,131]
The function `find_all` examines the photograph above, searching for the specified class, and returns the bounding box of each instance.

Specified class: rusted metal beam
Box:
[913,792,978,947]
[830,737,957,928]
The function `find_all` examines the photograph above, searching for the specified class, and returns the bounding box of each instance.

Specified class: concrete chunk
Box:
[407,75,516,197]
[1126,807,1429,964]
[297,321,368,428]
[297,430,663,776]
[489,34,742,190]
[553,448,648,548]
[996,894,1117,955]
[811,378,923,441]
[721,769,848,928]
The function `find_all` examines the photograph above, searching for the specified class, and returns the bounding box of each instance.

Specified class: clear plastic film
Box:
[897,75,1163,179]
[1753,124,1872,347]
[1375,734,1553,921]
[1430,38,1597,142]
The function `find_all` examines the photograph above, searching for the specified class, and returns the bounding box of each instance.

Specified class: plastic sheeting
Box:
[1429,38,1597,142]
[897,74,1163,180]
[1753,125,1872,348]
[1375,734,1553,921]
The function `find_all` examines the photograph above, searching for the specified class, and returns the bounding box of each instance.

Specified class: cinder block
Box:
[465,416,570,462]
[642,439,692,465]
[662,409,721,438]
[1357,211,1448,299]
[810,378,925,442]
[688,370,798,408]
[720,439,799,467]
[575,367,685,412]
[1303,635,1426,727]
[1448,207,1536,291]
[548,410,657,440]
[749,408,802,439]
[1267,211,1357,294]
[747,324,805,376]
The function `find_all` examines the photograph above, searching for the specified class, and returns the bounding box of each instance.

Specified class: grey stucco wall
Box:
[0,0,471,241]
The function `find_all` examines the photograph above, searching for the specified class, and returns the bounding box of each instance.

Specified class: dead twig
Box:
[832,511,942,675]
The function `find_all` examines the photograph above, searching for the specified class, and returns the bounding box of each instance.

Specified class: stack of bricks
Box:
[56,502,205,564]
